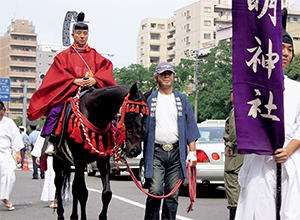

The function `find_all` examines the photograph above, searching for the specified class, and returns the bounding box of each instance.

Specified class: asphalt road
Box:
[0,158,228,220]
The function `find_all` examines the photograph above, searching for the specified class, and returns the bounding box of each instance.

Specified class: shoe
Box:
[50,203,58,208]
[32,177,38,180]
[2,201,15,211]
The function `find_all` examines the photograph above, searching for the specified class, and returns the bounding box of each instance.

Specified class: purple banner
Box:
[232,0,284,155]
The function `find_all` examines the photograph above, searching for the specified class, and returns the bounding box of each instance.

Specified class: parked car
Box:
[139,119,226,189]
[194,119,225,188]
[86,153,142,179]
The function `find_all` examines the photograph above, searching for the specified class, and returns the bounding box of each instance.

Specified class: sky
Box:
[0,0,200,68]
[1,0,300,68]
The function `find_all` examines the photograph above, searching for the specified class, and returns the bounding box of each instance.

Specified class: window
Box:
[204,33,211,39]
[151,33,160,40]
[186,23,191,31]
[150,45,160,51]
[141,36,144,44]
[204,20,211,26]
[150,57,159,63]
[204,7,211,13]
[151,23,156,28]
[142,24,147,30]
[187,10,191,18]
[158,24,165,29]
[140,60,143,65]
[141,48,144,55]
[186,36,190,44]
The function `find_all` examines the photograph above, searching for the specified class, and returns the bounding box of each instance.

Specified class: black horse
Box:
[53,84,151,220]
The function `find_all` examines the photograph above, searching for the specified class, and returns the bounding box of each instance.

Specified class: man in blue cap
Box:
[143,62,200,220]
[28,122,44,179]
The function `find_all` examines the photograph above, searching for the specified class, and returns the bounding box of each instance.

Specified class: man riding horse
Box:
[27,12,117,138]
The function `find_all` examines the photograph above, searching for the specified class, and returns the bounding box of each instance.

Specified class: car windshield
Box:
[197,127,225,143]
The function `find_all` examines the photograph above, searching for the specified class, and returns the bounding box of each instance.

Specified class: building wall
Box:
[36,45,67,88]
[0,19,37,119]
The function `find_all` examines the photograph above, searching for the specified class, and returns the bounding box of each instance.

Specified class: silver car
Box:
[86,154,142,179]
[195,119,225,187]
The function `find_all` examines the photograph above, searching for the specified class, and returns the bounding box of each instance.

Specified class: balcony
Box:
[10,39,37,47]
[9,71,36,78]
[10,50,37,57]
[10,61,37,68]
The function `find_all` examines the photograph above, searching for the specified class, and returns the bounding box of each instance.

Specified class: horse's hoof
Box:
[70,214,78,220]
[57,215,64,220]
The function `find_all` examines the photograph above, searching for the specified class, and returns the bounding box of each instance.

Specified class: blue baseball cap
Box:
[154,62,176,77]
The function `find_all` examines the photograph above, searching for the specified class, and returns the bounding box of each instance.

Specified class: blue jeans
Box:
[20,146,26,168]
[144,147,181,220]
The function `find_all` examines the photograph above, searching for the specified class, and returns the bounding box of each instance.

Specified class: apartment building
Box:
[137,0,300,68]
[0,19,37,119]
[137,0,231,67]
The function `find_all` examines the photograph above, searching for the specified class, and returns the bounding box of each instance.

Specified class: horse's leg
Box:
[53,155,65,220]
[71,163,88,220]
[97,156,112,220]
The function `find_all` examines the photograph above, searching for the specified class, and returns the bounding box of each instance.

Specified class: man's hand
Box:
[73,78,96,87]
[36,157,40,165]
[187,151,197,167]
[274,148,290,163]
[16,151,21,164]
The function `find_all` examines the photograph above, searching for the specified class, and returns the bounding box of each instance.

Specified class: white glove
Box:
[187,151,197,166]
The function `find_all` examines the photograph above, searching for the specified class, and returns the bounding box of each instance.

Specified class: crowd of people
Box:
[0,9,299,220]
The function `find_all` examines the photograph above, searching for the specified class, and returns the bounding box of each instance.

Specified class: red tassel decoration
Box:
[135,105,139,114]
[40,155,48,171]
[68,114,75,133]
[130,104,135,112]
[106,132,112,153]
[98,135,105,153]
[70,118,83,143]
[91,132,96,148]
[84,139,91,150]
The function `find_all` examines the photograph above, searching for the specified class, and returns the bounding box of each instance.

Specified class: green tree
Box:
[197,40,233,122]
[285,53,300,81]
[113,64,156,93]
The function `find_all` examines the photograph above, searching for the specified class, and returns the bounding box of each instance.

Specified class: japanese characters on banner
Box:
[232,0,284,155]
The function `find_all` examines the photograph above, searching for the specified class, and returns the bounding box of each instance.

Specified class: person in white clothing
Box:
[235,9,300,220]
[31,135,57,208]
[0,99,23,211]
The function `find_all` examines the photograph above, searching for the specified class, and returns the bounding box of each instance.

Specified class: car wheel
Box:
[86,164,96,176]
[139,160,150,189]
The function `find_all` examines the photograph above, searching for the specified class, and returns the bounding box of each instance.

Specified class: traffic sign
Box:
[0,78,11,102]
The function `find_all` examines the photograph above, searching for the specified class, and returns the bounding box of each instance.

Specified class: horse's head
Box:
[121,83,152,158]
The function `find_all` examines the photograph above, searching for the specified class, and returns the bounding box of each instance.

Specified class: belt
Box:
[155,141,179,151]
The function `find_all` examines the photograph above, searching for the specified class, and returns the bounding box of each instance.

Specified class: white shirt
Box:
[0,116,23,155]
[155,92,178,144]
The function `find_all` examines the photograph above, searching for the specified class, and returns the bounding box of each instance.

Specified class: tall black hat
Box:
[73,12,88,31]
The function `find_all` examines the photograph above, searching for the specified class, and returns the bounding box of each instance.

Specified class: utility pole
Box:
[194,59,199,121]
[22,81,27,127]
[10,82,28,127]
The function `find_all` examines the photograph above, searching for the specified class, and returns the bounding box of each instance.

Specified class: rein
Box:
[125,160,197,213]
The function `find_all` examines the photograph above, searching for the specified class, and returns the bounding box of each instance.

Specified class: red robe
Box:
[27,44,117,120]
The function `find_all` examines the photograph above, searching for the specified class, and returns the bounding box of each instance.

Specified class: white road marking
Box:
[87,187,194,220]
